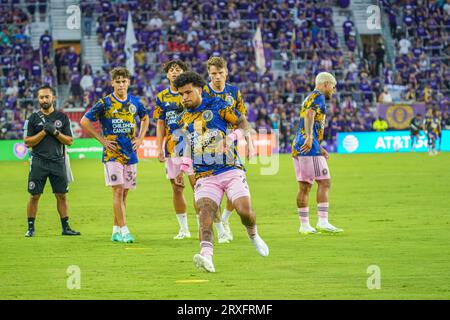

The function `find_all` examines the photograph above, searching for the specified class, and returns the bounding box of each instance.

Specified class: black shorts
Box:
[28,156,68,194]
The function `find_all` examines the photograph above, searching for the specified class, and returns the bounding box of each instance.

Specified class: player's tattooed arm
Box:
[235,115,250,133]
[235,115,256,159]
[196,198,218,243]
[300,109,316,154]
[174,127,193,188]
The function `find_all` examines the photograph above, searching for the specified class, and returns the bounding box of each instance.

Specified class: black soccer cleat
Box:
[25,229,35,237]
[62,228,81,236]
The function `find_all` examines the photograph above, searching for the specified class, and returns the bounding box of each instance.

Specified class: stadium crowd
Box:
[1,0,449,152]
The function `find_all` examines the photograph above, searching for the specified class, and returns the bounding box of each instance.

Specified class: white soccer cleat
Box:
[193,254,215,273]
[316,222,344,233]
[222,221,233,241]
[218,231,231,244]
[250,234,269,257]
[173,229,191,240]
[299,224,318,235]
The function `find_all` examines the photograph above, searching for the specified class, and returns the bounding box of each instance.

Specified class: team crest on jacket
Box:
[226,95,234,105]
[202,110,213,122]
[54,120,63,128]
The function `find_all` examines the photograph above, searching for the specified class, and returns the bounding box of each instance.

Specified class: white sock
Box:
[121,226,130,235]
[214,222,225,235]
[317,202,329,225]
[176,213,189,231]
[113,225,120,234]
[221,209,233,222]
[298,208,310,228]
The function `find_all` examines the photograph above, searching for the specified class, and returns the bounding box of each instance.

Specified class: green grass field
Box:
[1,153,449,300]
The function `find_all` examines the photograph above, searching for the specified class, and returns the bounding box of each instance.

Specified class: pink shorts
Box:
[194,169,250,206]
[104,161,137,189]
[293,156,330,184]
[165,157,194,180]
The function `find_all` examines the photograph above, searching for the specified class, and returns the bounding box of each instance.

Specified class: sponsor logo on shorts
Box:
[111,174,117,182]
[323,169,328,175]
[202,110,213,122]
[29,181,35,190]
[54,120,63,128]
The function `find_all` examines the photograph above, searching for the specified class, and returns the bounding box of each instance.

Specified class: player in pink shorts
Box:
[291,72,343,235]
[154,60,219,240]
[81,67,149,243]
[173,71,269,273]
[193,169,251,208]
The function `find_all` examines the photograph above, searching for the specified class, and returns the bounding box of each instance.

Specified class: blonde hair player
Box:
[291,72,343,234]
[203,56,255,243]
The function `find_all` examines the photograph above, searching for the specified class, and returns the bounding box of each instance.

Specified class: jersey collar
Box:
[207,83,226,94]
[112,93,129,104]
[168,87,179,96]
[186,98,208,113]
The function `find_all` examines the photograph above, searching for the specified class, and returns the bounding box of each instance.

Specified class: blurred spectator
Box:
[70,67,83,103]
[398,35,411,55]
[80,68,94,92]
[375,43,385,77]
[373,117,389,131]
[39,30,52,58]
[82,2,94,38]
[378,87,393,103]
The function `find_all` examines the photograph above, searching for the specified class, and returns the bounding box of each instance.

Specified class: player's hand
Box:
[247,140,257,160]
[44,122,58,136]
[101,137,118,153]
[157,148,165,162]
[132,137,144,150]
[174,172,185,188]
[321,147,329,160]
[300,136,313,154]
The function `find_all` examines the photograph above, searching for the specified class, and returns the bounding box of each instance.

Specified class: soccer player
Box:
[435,109,443,152]
[410,113,422,151]
[423,108,439,156]
[23,85,80,237]
[292,72,343,235]
[80,67,149,243]
[154,60,197,240]
[203,56,254,242]
[173,71,269,273]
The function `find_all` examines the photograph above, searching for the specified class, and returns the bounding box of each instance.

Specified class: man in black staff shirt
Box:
[23,85,80,237]
[409,113,422,151]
